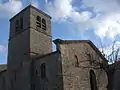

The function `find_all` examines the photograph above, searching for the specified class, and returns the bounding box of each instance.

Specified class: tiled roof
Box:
[34,51,58,60]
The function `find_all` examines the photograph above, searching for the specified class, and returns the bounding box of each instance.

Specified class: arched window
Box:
[42,18,46,30]
[90,70,98,90]
[41,63,46,79]
[36,16,41,28]
[74,55,79,67]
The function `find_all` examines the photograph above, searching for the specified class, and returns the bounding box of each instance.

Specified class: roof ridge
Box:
[54,39,108,62]
[0,64,7,66]
[53,38,91,44]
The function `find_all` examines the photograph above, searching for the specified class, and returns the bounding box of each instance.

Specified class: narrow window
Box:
[41,63,46,79]
[11,73,14,89]
[20,17,23,29]
[36,16,41,28]
[90,70,98,90]
[74,55,79,67]
[36,70,38,75]
[14,71,16,81]
[42,18,46,30]
[87,53,93,65]
[2,76,5,90]
[15,20,19,32]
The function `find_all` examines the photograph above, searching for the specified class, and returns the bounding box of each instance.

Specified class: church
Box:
[0,5,108,90]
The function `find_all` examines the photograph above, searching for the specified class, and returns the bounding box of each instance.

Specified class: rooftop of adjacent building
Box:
[0,64,7,73]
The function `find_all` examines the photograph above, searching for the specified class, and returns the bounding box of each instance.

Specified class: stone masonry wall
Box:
[30,6,52,55]
[34,52,63,90]
[57,41,108,90]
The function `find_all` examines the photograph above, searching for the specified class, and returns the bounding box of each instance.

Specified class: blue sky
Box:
[0,0,120,64]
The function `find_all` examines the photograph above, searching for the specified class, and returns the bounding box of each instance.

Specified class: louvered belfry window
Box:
[36,16,41,28]
[42,18,46,30]
[15,20,19,32]
[15,17,23,33]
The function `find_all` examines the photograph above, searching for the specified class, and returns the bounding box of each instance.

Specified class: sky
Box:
[0,0,120,64]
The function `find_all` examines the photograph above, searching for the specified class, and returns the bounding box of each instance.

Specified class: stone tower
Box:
[7,5,52,90]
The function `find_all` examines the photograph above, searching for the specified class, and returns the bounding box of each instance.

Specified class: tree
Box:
[99,40,120,64]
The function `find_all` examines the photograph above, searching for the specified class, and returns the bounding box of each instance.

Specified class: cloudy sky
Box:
[0,0,120,63]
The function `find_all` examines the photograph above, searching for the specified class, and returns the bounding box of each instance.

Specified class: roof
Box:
[53,39,108,62]
[33,51,59,60]
[10,4,51,21]
[0,64,7,72]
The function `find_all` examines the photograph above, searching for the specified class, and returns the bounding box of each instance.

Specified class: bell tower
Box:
[8,5,52,69]
[7,5,52,90]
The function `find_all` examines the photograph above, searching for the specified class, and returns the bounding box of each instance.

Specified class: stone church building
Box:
[0,5,108,90]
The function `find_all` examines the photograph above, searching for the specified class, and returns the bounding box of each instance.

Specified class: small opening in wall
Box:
[74,55,79,67]
[41,63,46,79]
[14,72,16,81]
[36,70,38,75]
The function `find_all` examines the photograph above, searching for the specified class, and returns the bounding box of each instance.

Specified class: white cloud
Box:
[45,0,92,22]
[0,45,7,53]
[45,0,120,40]
[95,13,120,39]
[83,0,120,40]
[31,0,39,8]
[82,0,120,14]
[80,0,120,39]
[0,0,22,18]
